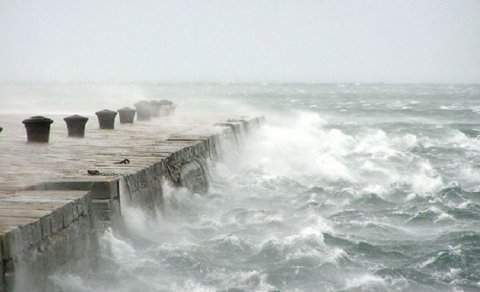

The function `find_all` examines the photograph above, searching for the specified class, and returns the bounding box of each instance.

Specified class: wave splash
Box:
[49,84,480,292]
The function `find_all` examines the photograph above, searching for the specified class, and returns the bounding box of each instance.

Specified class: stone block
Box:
[62,202,76,227]
[227,119,248,133]
[39,215,51,240]
[0,234,3,260]
[1,219,42,261]
[179,159,209,194]
[92,199,111,211]
[0,258,4,292]
[49,208,64,234]
[76,194,91,216]
[24,178,120,200]
[93,210,111,221]
[91,198,121,222]
[90,180,119,200]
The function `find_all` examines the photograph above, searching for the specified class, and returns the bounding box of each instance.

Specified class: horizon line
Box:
[1,80,480,86]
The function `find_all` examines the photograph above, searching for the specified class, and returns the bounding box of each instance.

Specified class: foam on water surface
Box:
[3,83,479,291]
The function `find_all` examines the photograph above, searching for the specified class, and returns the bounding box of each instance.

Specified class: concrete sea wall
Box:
[0,114,264,291]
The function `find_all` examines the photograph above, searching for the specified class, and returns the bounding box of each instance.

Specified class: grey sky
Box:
[1,0,479,83]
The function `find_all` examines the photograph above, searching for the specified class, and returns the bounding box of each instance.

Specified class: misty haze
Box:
[1,1,480,292]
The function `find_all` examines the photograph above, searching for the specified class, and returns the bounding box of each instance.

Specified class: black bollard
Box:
[158,99,173,106]
[0,127,2,133]
[117,107,136,124]
[134,101,151,121]
[22,116,54,143]
[158,99,175,116]
[149,100,161,118]
[64,115,89,137]
[95,109,117,129]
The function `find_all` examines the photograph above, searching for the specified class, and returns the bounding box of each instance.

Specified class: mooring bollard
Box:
[22,116,54,143]
[158,99,175,116]
[149,100,161,118]
[159,99,173,106]
[95,109,117,129]
[64,115,89,137]
[134,101,151,121]
[117,107,136,123]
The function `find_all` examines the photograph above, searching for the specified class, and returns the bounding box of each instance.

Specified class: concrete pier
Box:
[0,112,264,291]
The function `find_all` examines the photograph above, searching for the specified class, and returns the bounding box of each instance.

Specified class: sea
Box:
[2,83,480,291]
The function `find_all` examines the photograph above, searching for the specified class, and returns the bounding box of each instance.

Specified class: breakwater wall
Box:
[0,113,264,291]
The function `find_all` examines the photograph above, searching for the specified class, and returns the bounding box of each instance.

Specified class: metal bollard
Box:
[0,127,2,133]
[159,99,173,106]
[117,107,136,123]
[22,116,54,143]
[158,99,175,116]
[134,101,151,121]
[95,109,117,129]
[64,115,89,137]
[149,100,161,118]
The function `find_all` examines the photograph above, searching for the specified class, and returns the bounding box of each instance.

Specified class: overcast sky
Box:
[0,0,479,83]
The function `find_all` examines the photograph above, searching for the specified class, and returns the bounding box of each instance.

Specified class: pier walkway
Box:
[0,111,264,291]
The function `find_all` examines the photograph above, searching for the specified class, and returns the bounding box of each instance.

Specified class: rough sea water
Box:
[4,83,480,291]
